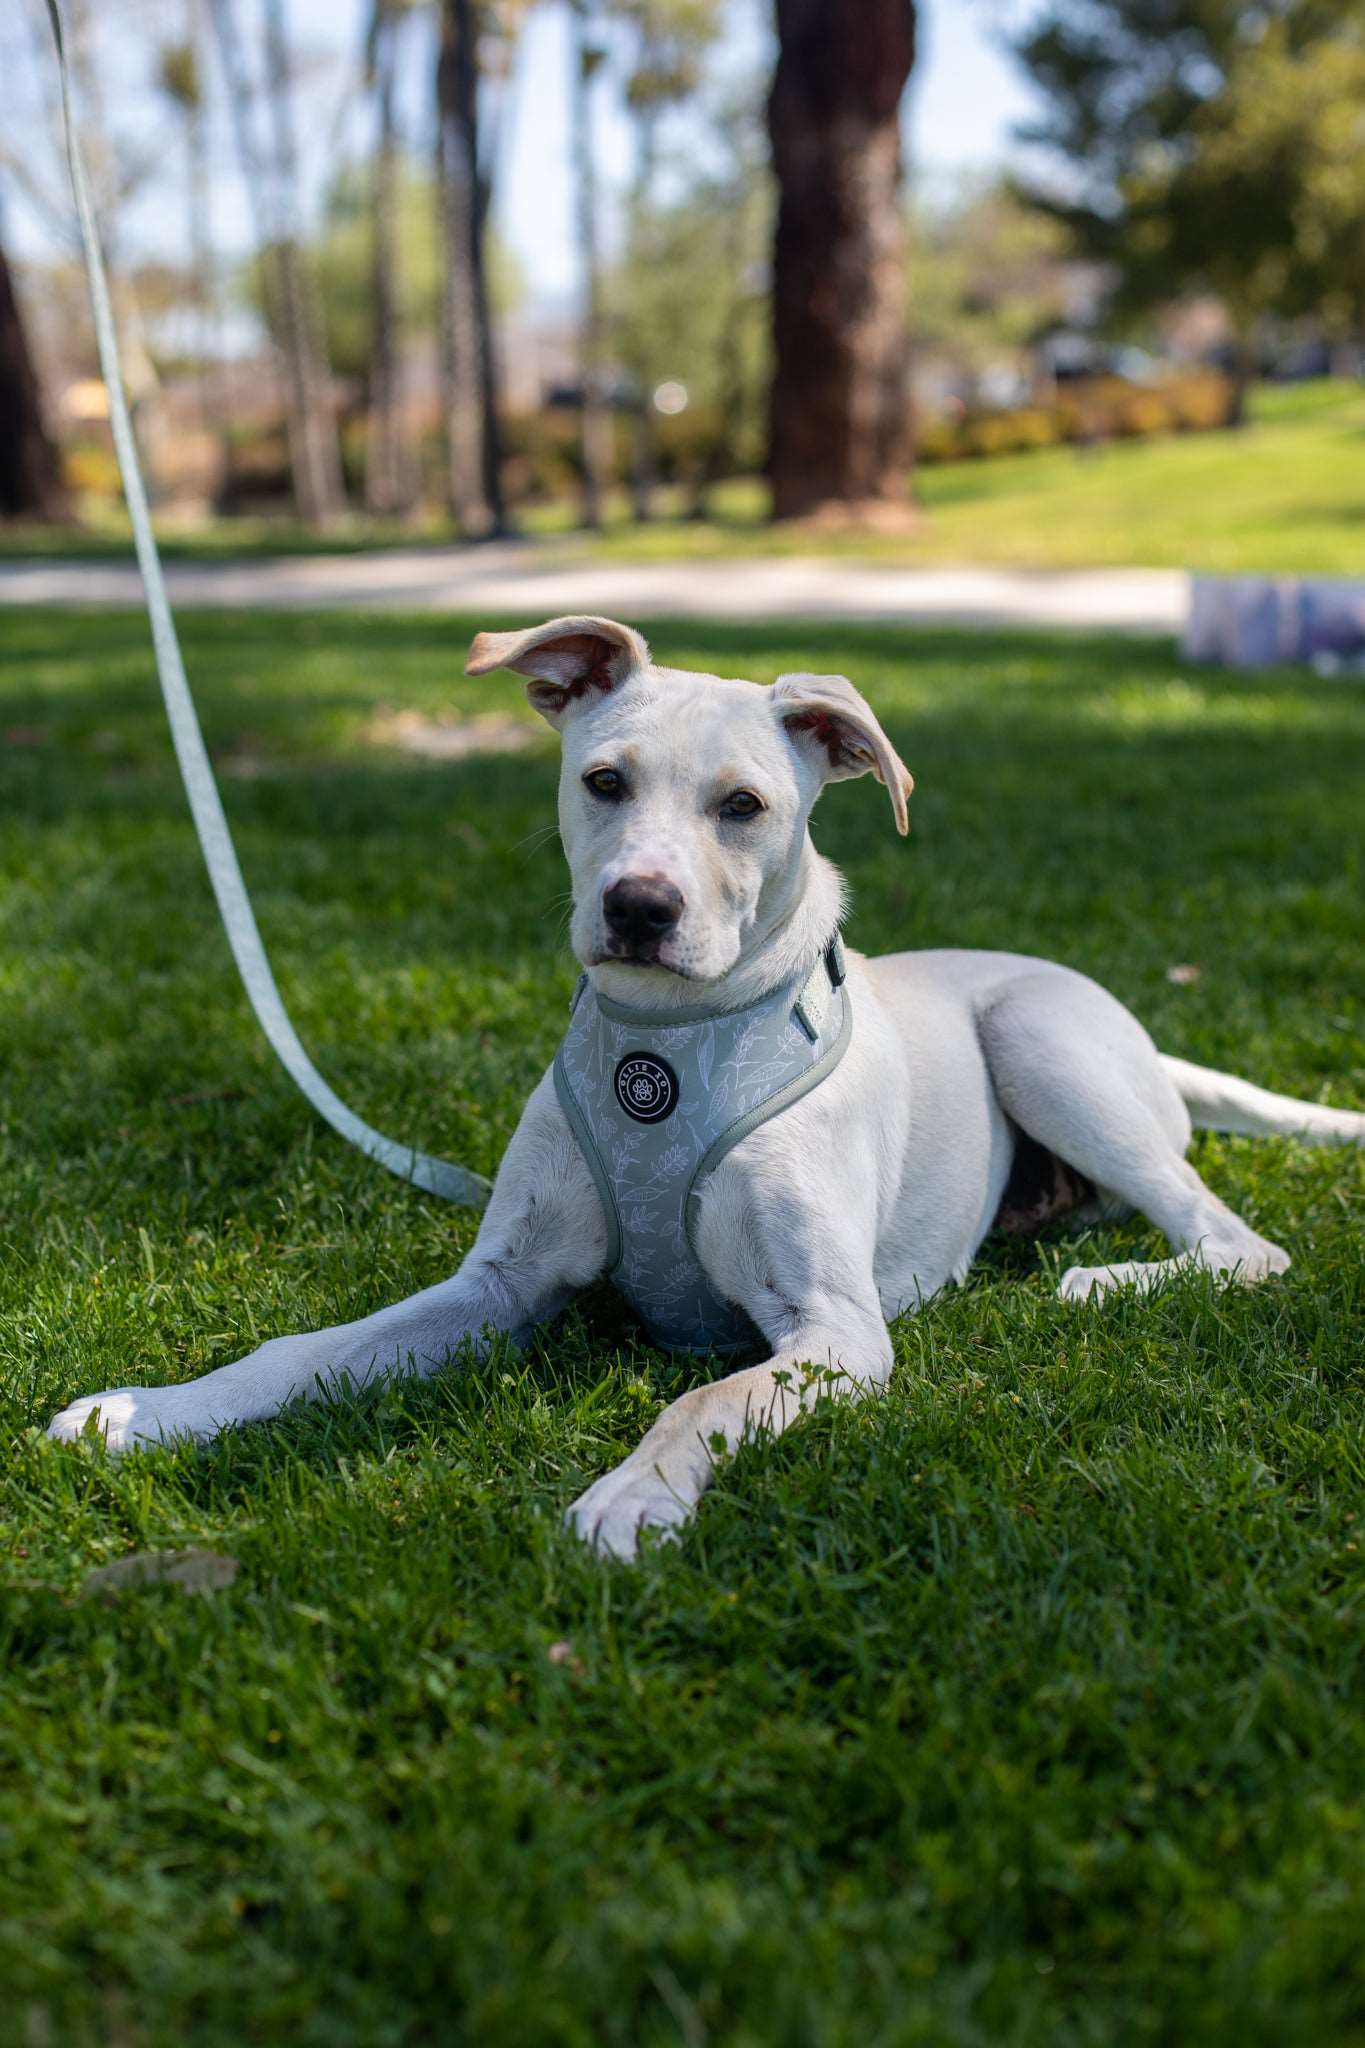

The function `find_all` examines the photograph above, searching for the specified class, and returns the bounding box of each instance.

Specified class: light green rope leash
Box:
[44,0,490,1207]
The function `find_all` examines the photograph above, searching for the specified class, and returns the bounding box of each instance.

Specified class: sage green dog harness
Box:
[554,937,851,1354]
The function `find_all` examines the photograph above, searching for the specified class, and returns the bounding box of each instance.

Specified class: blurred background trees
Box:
[1014,0,1365,418]
[611,0,724,521]
[910,184,1070,408]
[208,0,347,522]
[1,0,1361,536]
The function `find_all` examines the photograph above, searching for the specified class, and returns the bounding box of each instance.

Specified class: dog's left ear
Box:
[773,672,914,835]
[465,614,649,722]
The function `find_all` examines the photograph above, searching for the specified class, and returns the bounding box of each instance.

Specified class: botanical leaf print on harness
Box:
[554,938,851,1353]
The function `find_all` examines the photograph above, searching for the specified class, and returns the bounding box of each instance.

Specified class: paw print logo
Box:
[615,1053,679,1124]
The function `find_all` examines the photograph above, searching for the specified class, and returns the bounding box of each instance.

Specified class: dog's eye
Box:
[583,768,625,801]
[721,789,764,821]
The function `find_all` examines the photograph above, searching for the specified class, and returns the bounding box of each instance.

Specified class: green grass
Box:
[4,379,1364,572]
[2,610,1364,2046]
[579,378,1365,571]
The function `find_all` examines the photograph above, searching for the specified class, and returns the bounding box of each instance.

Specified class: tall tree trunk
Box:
[206,0,273,247]
[458,0,507,533]
[261,0,346,525]
[0,235,67,521]
[570,1,612,531]
[187,59,214,428]
[766,0,916,521]
[691,205,751,520]
[209,0,343,524]
[181,4,220,437]
[436,0,506,536]
[628,386,656,523]
[1226,326,1256,429]
[70,0,162,497]
[366,3,411,515]
[625,109,660,525]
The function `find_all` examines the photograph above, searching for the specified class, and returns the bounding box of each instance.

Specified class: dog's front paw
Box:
[565,1461,695,1563]
[47,1386,194,1452]
[1057,1263,1111,1303]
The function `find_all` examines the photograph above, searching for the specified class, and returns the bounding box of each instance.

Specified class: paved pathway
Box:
[0,546,1189,635]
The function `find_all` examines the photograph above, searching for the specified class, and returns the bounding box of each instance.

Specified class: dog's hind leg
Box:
[976,970,1290,1302]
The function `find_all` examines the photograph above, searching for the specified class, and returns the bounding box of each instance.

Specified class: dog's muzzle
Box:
[602,876,684,962]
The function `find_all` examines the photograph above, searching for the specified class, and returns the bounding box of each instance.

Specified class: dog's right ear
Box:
[465,615,649,723]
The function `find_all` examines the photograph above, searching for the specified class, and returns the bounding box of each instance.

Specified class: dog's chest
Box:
[554,946,850,1353]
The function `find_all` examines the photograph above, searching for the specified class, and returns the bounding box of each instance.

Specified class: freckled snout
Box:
[602,875,684,959]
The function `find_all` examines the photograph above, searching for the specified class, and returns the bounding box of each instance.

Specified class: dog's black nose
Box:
[603,876,684,951]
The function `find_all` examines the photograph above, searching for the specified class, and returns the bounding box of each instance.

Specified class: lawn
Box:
[2,609,1363,2046]
[585,378,1365,573]
[4,378,1364,574]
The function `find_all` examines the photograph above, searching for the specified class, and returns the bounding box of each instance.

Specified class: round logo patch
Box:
[614,1052,679,1124]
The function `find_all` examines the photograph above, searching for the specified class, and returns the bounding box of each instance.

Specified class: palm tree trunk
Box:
[69,0,162,499]
[183,5,220,437]
[436,0,505,535]
[692,210,751,519]
[767,0,916,521]
[570,0,611,531]
[456,0,507,531]
[261,0,346,526]
[366,3,411,516]
[0,233,67,521]
[1226,329,1256,429]
[209,0,343,524]
[628,391,656,523]
[206,0,274,254]
[625,108,660,525]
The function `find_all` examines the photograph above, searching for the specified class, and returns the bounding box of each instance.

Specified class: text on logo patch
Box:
[614,1053,679,1124]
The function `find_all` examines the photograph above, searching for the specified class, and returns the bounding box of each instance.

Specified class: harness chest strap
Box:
[553,937,852,1354]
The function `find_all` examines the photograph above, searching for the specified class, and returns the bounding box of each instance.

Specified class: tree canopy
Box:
[1014,0,1365,353]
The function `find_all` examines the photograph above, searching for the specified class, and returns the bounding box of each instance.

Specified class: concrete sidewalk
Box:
[0,546,1189,635]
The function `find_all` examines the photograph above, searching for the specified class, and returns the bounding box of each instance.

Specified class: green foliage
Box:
[1,610,1363,2043]
[916,370,1235,462]
[606,0,725,112]
[315,160,443,379]
[1014,0,1365,337]
[911,180,1073,378]
[242,160,521,378]
[155,40,202,115]
[1129,18,1365,336]
[609,87,772,481]
[610,175,770,442]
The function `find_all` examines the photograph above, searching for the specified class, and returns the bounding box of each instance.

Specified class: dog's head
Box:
[466,615,913,988]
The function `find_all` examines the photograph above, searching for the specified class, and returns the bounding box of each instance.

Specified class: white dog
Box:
[49,616,1365,1558]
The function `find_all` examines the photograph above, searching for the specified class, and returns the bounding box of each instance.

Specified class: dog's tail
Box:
[1162,1056,1365,1147]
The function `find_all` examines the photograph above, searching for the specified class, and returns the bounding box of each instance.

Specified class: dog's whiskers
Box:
[515,824,562,864]
[540,890,576,947]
